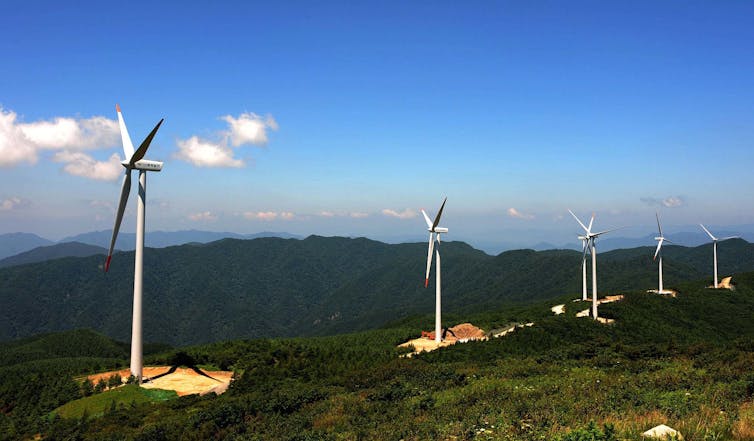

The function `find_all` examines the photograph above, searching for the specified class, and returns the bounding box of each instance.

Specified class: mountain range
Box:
[1,234,752,346]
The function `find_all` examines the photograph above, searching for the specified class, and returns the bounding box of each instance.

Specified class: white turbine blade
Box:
[656,211,663,236]
[116,104,135,161]
[130,119,164,165]
[582,238,590,262]
[432,197,447,230]
[587,212,594,232]
[700,224,716,241]
[593,226,624,237]
[421,209,433,229]
[424,232,435,287]
[653,238,663,261]
[720,236,739,241]
[568,209,589,233]
[105,171,132,272]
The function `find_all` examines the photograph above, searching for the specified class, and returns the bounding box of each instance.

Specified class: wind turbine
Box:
[653,212,673,293]
[104,104,164,384]
[569,210,617,320]
[700,224,738,289]
[422,197,447,343]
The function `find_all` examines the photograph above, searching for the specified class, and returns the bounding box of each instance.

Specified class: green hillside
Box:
[3,271,754,439]
[51,385,177,420]
[0,236,751,346]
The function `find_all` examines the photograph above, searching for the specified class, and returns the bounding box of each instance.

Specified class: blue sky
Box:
[1,1,753,249]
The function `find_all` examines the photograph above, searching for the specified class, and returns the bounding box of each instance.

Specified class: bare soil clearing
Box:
[86,366,233,396]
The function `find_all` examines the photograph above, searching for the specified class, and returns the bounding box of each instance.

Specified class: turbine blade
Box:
[587,212,594,232]
[656,211,663,236]
[116,104,135,161]
[582,238,590,262]
[720,236,739,241]
[130,119,164,165]
[432,197,447,230]
[105,171,132,272]
[593,226,625,237]
[424,232,435,287]
[653,238,663,261]
[700,224,716,241]
[421,209,433,229]
[568,209,589,233]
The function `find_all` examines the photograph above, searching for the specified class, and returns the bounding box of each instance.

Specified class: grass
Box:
[50,385,177,419]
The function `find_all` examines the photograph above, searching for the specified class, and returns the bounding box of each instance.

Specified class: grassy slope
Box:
[51,385,177,419]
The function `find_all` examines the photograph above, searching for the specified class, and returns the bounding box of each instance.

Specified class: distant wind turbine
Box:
[700,224,738,289]
[104,104,164,384]
[569,210,618,320]
[422,197,448,343]
[653,212,673,293]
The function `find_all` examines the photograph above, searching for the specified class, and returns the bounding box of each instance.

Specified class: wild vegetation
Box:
[1,236,752,346]
[3,271,754,439]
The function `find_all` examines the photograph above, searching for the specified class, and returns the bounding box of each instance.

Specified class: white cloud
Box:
[20,115,118,150]
[507,207,534,220]
[0,196,29,211]
[0,108,41,166]
[350,212,369,218]
[175,111,278,168]
[174,136,244,168]
[222,113,278,146]
[280,211,295,220]
[318,211,336,217]
[640,196,685,208]
[244,211,278,221]
[382,208,417,219]
[188,211,218,222]
[52,151,122,181]
[0,107,120,178]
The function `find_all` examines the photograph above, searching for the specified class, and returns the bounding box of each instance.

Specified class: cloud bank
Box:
[0,107,121,179]
[382,208,417,219]
[507,207,535,220]
[640,196,685,208]
[175,112,278,168]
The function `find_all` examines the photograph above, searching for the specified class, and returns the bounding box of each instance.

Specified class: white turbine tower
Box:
[422,197,447,343]
[569,210,617,320]
[653,212,672,294]
[104,104,164,384]
[700,224,738,289]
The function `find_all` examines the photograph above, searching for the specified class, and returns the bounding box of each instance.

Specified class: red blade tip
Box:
[104,255,112,272]
[116,104,121,112]
[424,278,429,288]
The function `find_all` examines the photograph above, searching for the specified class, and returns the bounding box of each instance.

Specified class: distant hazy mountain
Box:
[2,235,753,346]
[58,229,301,250]
[0,233,54,260]
[0,242,108,268]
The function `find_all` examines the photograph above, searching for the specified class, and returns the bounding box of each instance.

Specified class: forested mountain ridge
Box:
[0,235,752,346]
[6,272,754,439]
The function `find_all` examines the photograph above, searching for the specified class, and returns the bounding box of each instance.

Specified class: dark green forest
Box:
[4,270,754,439]
[0,236,751,346]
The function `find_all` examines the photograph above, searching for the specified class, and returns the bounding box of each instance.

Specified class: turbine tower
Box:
[653,212,672,293]
[700,224,738,289]
[569,210,617,320]
[104,104,164,384]
[422,197,448,343]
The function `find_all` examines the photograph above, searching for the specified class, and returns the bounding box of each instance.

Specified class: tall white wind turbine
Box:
[569,210,617,320]
[653,212,673,293]
[700,224,738,289]
[104,104,164,384]
[422,197,448,343]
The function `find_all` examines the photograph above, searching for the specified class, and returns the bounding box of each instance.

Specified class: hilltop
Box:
[1,235,752,346]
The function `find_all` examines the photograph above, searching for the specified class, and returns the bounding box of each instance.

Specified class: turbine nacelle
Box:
[121,159,164,171]
[434,227,448,234]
